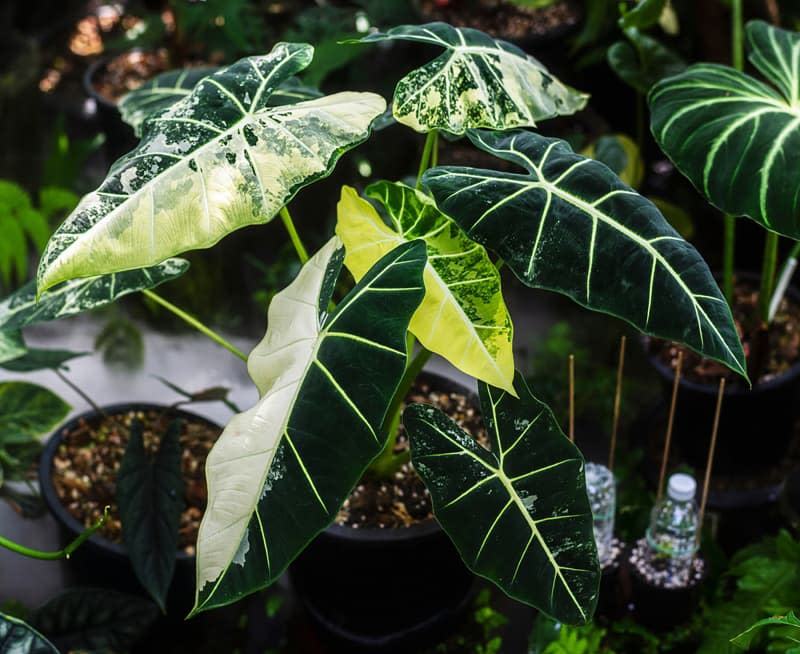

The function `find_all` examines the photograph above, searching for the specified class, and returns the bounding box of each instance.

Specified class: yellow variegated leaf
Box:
[336,183,515,394]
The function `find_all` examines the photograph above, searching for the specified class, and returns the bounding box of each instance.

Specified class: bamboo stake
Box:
[657,350,684,500]
[608,335,626,471]
[568,353,575,443]
[698,378,726,537]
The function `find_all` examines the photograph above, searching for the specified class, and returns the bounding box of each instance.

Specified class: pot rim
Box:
[321,369,478,543]
[644,271,800,396]
[39,402,222,561]
[82,48,167,109]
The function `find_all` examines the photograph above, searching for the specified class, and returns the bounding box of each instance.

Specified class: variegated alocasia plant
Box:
[649,20,800,323]
[25,21,747,626]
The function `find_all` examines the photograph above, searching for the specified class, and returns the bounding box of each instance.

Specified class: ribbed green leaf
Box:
[37,44,386,294]
[119,68,322,136]
[193,237,426,614]
[649,20,800,238]
[117,419,183,611]
[423,129,746,378]
[0,381,70,446]
[405,373,599,624]
[336,181,515,393]
[0,259,188,332]
[0,330,25,365]
[0,613,59,654]
[355,22,588,134]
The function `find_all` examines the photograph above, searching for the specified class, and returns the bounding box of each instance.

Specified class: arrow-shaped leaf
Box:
[193,236,426,614]
[117,418,183,611]
[0,259,188,332]
[336,182,514,393]
[356,22,588,134]
[423,129,746,378]
[405,373,599,624]
[649,20,800,238]
[120,68,322,136]
[37,43,386,293]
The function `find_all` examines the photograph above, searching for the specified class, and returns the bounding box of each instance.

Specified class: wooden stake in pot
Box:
[657,350,684,501]
[568,353,575,443]
[608,335,626,471]
[698,378,725,538]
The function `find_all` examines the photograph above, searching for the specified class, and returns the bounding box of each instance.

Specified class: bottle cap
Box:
[667,473,696,501]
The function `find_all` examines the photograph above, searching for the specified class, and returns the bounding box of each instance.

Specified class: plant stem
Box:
[723,0,744,306]
[55,369,105,417]
[141,290,247,361]
[759,231,780,322]
[0,506,110,560]
[279,206,309,264]
[416,130,439,189]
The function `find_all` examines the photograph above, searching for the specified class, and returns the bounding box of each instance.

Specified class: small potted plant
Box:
[646,17,800,473]
[2,19,747,647]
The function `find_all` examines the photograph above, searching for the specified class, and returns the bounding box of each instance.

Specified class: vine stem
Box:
[141,289,247,361]
[280,206,309,264]
[0,506,110,560]
[416,130,439,189]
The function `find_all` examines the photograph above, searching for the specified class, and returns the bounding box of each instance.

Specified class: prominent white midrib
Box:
[42,91,382,290]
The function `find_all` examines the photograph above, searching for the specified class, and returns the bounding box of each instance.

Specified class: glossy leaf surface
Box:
[608,29,686,94]
[120,69,322,136]
[423,129,746,377]
[0,349,87,373]
[357,22,588,133]
[336,182,514,393]
[650,20,800,238]
[0,259,188,333]
[0,330,25,365]
[405,374,599,624]
[37,44,386,293]
[117,419,183,611]
[0,613,58,654]
[193,237,426,614]
[0,382,70,446]
[28,588,160,653]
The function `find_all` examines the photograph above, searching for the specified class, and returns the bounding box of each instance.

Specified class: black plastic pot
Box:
[645,276,800,473]
[596,540,628,621]
[39,403,222,616]
[288,372,477,653]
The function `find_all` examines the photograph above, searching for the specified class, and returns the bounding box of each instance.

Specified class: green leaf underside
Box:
[193,237,426,614]
[649,21,800,238]
[357,22,588,134]
[0,349,87,372]
[423,129,746,378]
[117,419,183,611]
[0,613,59,654]
[120,68,323,136]
[405,373,599,624]
[0,259,188,332]
[336,182,515,393]
[28,588,160,653]
[0,382,70,445]
[37,43,386,294]
[608,29,686,95]
[0,330,25,365]
[732,612,800,650]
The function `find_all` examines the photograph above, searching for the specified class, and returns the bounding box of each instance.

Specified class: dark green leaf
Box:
[117,419,183,611]
[94,317,144,370]
[731,612,800,650]
[405,374,599,624]
[0,259,189,333]
[423,129,746,378]
[28,588,159,653]
[649,20,800,238]
[0,331,25,365]
[193,238,427,614]
[0,613,59,654]
[0,349,87,372]
[620,0,666,30]
[608,29,686,94]
[0,382,70,446]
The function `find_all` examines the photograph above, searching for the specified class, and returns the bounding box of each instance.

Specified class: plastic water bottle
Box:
[585,462,616,566]
[645,473,699,584]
